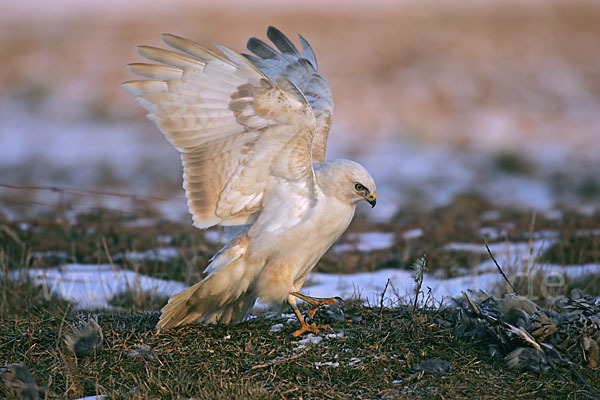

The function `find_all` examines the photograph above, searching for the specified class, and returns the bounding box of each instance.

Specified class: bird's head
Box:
[317,159,376,207]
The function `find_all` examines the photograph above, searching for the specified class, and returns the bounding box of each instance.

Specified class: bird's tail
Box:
[157,238,258,330]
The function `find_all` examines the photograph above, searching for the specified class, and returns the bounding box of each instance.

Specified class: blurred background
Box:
[1,0,599,222]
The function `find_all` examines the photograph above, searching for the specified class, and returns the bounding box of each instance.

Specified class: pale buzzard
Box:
[122,27,376,336]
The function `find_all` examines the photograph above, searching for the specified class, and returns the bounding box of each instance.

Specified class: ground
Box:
[1,292,599,399]
[1,1,600,398]
[1,200,599,399]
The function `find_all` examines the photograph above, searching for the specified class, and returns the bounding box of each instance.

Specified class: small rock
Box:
[0,362,44,400]
[65,319,103,358]
[413,359,452,375]
[127,345,158,360]
[505,347,555,374]
[435,319,452,328]
[488,344,502,359]
[325,303,345,322]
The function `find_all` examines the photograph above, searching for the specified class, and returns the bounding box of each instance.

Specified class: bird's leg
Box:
[291,291,338,318]
[288,294,329,337]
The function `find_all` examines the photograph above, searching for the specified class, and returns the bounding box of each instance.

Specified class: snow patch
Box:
[72,397,106,400]
[402,228,423,240]
[348,357,362,366]
[13,264,187,309]
[114,247,179,262]
[326,332,345,339]
[334,232,395,253]
[293,333,323,350]
[315,361,339,369]
[303,261,598,306]
[297,334,323,345]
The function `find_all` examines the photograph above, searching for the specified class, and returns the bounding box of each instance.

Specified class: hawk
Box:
[122,27,376,336]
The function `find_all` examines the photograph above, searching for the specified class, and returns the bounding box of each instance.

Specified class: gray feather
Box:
[267,26,300,56]
[247,37,280,60]
[299,34,318,69]
[245,27,334,162]
[242,53,263,64]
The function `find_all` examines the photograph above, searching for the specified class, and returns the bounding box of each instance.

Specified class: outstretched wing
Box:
[245,26,333,163]
[122,34,317,229]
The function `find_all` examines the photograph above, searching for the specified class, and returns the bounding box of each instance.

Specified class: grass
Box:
[540,234,600,265]
[1,277,598,399]
[0,209,218,285]
[1,202,599,399]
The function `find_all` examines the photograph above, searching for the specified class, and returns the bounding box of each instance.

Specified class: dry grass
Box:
[1,276,598,399]
[1,201,599,398]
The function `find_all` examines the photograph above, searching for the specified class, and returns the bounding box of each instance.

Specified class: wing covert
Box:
[122,34,317,229]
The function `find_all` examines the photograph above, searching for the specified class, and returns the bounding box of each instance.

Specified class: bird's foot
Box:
[291,292,339,318]
[289,292,337,336]
[292,321,331,337]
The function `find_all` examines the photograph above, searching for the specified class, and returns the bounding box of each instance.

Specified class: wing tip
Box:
[120,80,142,95]
[298,33,318,70]
[266,26,300,56]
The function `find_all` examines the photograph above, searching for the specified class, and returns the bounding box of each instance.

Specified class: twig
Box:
[378,279,391,329]
[55,304,72,351]
[461,291,481,315]
[482,237,519,295]
[250,349,308,370]
[0,225,24,247]
[412,256,426,311]
[379,279,390,317]
[101,237,115,268]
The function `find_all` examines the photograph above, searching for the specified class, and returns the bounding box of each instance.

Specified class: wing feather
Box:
[246,37,281,60]
[161,33,226,63]
[126,63,183,80]
[266,26,300,56]
[123,34,317,229]
[299,34,318,69]
[136,45,205,69]
[245,26,333,163]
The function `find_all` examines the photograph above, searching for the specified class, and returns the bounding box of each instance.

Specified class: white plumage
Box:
[122,27,376,335]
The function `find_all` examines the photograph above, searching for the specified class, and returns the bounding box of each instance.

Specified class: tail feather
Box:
[157,243,259,329]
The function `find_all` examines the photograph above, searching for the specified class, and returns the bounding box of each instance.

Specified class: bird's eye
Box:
[355,183,365,192]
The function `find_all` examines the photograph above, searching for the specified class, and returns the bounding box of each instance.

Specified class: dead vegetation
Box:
[1,274,599,399]
[0,203,599,399]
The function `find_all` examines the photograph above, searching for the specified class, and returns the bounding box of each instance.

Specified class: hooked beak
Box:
[366,193,376,208]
